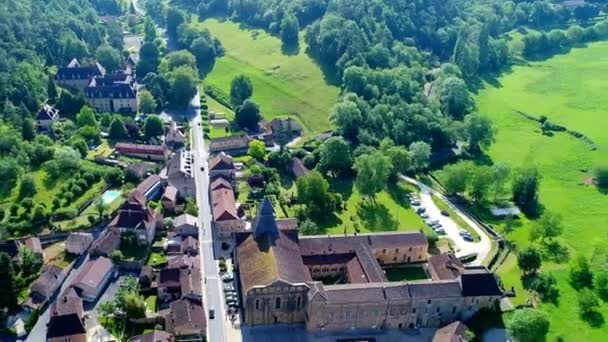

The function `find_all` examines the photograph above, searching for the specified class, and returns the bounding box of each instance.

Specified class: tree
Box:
[318,137,353,177]
[299,219,320,235]
[452,33,478,80]
[104,167,124,187]
[166,7,186,39]
[31,203,47,222]
[0,252,18,310]
[191,36,218,70]
[594,165,608,189]
[463,114,494,154]
[96,44,122,73]
[0,158,21,189]
[529,212,563,242]
[46,146,81,178]
[386,146,411,176]
[492,162,511,200]
[517,246,542,275]
[76,106,97,127]
[169,67,198,109]
[137,41,160,77]
[47,76,58,103]
[235,99,261,130]
[354,151,393,200]
[507,309,550,342]
[296,171,336,219]
[109,118,128,140]
[280,13,300,46]
[94,197,108,219]
[19,247,42,276]
[570,255,593,288]
[442,161,473,195]
[248,140,267,161]
[566,25,585,44]
[230,75,253,107]
[19,174,37,198]
[469,166,494,203]
[439,77,472,119]
[530,272,559,302]
[160,50,198,74]
[22,118,36,141]
[138,90,157,113]
[578,288,600,317]
[330,99,362,141]
[144,115,164,139]
[594,270,608,300]
[409,141,431,171]
[110,250,124,262]
[512,167,541,217]
[144,17,157,42]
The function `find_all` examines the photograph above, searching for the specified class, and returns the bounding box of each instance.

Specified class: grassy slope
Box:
[198,19,340,135]
[477,42,608,341]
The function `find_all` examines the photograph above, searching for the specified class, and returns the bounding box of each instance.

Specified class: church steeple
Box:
[252,197,279,240]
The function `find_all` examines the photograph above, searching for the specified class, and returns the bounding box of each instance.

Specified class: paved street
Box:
[190,92,238,342]
[400,175,492,264]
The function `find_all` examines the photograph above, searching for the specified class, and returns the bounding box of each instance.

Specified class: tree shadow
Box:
[330,176,354,202]
[582,311,605,328]
[316,213,343,233]
[304,46,342,86]
[356,200,399,232]
[540,240,570,264]
[386,181,412,208]
[198,58,217,78]
[279,174,294,190]
[281,41,300,56]
[520,273,560,305]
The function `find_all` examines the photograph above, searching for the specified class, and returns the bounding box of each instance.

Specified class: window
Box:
[297,296,302,309]
[393,257,397,261]
[383,249,387,254]
[452,306,456,313]
[395,248,399,252]
[359,311,364,317]
[373,310,378,316]
[329,312,334,319]
[255,299,260,310]
[409,247,412,251]
[275,297,281,309]
[412,308,416,313]
[436,307,440,313]
[427,300,431,305]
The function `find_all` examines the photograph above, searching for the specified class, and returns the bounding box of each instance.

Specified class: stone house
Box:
[65,232,94,255]
[26,265,65,310]
[210,178,245,239]
[84,72,137,114]
[160,149,195,198]
[163,298,206,340]
[71,256,115,302]
[115,143,169,161]
[55,58,105,90]
[173,214,198,238]
[209,135,250,153]
[35,104,59,132]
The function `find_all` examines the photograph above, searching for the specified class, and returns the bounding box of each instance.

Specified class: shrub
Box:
[52,208,78,220]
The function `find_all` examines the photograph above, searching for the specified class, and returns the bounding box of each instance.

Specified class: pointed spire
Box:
[253,197,279,240]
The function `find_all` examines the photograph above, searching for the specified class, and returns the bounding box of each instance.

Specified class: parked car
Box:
[416,208,426,214]
[209,308,215,319]
[462,235,474,242]
[222,274,234,282]
[420,213,429,219]
[440,210,450,216]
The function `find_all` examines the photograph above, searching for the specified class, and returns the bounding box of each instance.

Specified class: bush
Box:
[52,208,78,220]
[595,166,608,189]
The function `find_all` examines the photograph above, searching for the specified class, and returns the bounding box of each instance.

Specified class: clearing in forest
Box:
[197,19,340,135]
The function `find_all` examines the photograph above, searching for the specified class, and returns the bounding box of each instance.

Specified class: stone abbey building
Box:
[234,198,503,332]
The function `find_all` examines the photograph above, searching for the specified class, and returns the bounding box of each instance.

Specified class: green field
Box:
[322,179,430,236]
[478,42,608,341]
[198,19,340,135]
[385,266,429,282]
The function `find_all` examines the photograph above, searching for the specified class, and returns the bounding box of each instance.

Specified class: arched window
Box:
[255,299,260,310]
[275,297,281,309]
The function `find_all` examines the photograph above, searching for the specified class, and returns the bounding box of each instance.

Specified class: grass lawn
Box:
[385,266,429,282]
[145,295,157,312]
[56,188,125,230]
[198,19,339,135]
[430,195,481,242]
[43,242,76,268]
[320,179,430,236]
[477,41,608,341]
[147,251,167,267]
[87,139,113,160]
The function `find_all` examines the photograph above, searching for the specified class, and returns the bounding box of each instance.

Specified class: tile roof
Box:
[135,174,161,196]
[460,268,503,297]
[322,283,387,304]
[428,253,465,280]
[129,330,174,342]
[252,198,279,240]
[56,58,105,81]
[165,298,206,335]
[165,150,192,178]
[116,143,167,155]
[30,265,63,299]
[50,288,84,319]
[66,232,93,247]
[46,313,86,339]
[237,230,312,295]
[158,268,181,289]
[24,237,43,255]
[85,74,136,99]
[290,157,309,178]
[180,236,198,254]
[298,231,428,256]
[167,255,199,269]
[71,256,113,294]
[180,266,202,298]
[210,177,232,191]
[209,152,235,171]
[91,230,121,256]
[162,185,178,202]
[433,321,469,342]
[408,280,462,298]
[350,244,387,283]
[211,181,238,222]
[174,214,198,228]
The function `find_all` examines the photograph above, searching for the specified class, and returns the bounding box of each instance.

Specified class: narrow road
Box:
[190,92,229,342]
[400,175,492,265]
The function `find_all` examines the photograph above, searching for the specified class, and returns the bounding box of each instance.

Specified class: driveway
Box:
[400,175,492,265]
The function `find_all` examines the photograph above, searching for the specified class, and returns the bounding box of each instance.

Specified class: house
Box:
[65,232,94,255]
[139,265,155,289]
[167,255,199,269]
[46,313,86,342]
[209,152,236,184]
[163,298,206,340]
[55,58,105,90]
[51,288,84,319]
[210,178,245,239]
[165,236,182,255]
[180,237,198,256]
[84,72,137,114]
[173,214,198,238]
[270,117,303,141]
[433,321,470,342]
[91,230,121,257]
[24,237,44,259]
[126,162,157,181]
[161,185,179,212]
[108,191,159,245]
[35,104,59,132]
[158,267,182,302]
[209,135,250,153]
[26,265,65,310]
[135,174,163,201]
[165,122,186,149]
[289,157,309,178]
[235,197,503,330]
[129,330,174,342]
[160,150,195,198]
[180,266,202,302]
[71,256,115,302]
[115,142,169,161]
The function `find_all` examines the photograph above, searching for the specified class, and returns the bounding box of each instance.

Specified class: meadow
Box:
[476,41,608,341]
[197,19,340,135]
